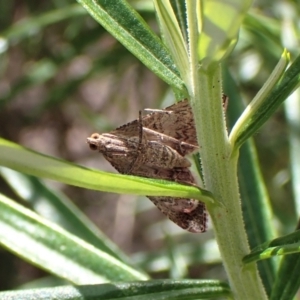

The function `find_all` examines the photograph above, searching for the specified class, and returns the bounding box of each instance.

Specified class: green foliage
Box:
[1,0,300,299]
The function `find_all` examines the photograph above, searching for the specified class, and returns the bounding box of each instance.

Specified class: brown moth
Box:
[87,100,207,233]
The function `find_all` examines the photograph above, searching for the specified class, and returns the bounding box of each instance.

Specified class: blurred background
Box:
[0,0,297,291]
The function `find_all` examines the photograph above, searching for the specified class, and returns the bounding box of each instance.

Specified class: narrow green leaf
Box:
[198,0,252,66]
[0,138,214,203]
[285,90,300,216]
[153,0,189,83]
[170,0,188,44]
[1,4,86,46]
[185,0,202,96]
[243,13,282,60]
[229,50,294,151]
[238,140,277,294]
[0,193,148,284]
[270,86,300,300]
[244,242,300,264]
[0,279,231,300]
[77,0,187,94]
[243,230,300,264]
[0,167,132,265]
[270,253,300,300]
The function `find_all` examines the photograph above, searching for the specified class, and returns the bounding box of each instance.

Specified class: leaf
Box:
[170,0,188,44]
[285,89,300,217]
[0,137,214,202]
[270,84,300,300]
[0,279,231,300]
[153,0,189,84]
[243,230,300,265]
[238,140,277,295]
[270,252,300,300]
[1,4,86,46]
[198,0,253,66]
[0,193,148,284]
[0,167,132,265]
[77,0,187,94]
[229,50,290,150]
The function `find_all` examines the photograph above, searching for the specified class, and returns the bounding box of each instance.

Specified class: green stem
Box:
[193,66,267,299]
[185,2,267,298]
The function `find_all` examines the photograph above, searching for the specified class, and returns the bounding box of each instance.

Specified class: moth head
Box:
[87,133,101,151]
[87,132,126,154]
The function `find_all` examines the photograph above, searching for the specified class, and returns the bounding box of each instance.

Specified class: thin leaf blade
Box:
[77,0,187,94]
[0,193,148,284]
[198,0,252,66]
[0,138,214,202]
[0,167,132,265]
[0,279,231,300]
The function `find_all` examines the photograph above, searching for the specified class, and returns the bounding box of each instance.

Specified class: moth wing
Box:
[148,196,207,233]
[105,154,131,174]
[114,99,198,146]
[114,120,197,156]
[143,127,197,156]
[139,165,207,233]
[101,158,207,232]
[142,99,198,146]
[113,121,140,137]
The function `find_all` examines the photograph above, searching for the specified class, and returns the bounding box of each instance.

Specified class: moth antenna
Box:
[138,110,143,150]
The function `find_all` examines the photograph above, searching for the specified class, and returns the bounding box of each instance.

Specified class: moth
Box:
[87,100,207,233]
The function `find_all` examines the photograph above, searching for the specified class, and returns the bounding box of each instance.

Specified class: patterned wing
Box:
[133,165,207,233]
[115,99,198,146]
[143,100,197,145]
[148,196,207,233]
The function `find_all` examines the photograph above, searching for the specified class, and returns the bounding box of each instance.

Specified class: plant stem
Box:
[184,1,267,296]
[191,65,267,299]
